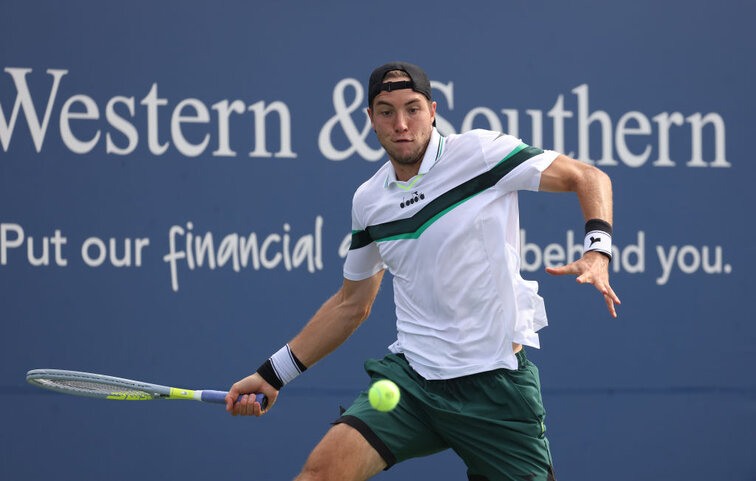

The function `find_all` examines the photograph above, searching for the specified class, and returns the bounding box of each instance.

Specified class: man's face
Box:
[368,83,436,167]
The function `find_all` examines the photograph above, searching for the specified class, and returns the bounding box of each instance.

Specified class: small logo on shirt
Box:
[400,191,425,208]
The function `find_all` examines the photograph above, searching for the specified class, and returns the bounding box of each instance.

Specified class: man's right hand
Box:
[225,373,279,417]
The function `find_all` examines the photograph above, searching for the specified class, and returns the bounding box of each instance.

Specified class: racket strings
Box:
[32,378,152,397]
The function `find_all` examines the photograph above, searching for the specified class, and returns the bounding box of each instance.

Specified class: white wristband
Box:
[584,230,612,259]
[269,344,304,386]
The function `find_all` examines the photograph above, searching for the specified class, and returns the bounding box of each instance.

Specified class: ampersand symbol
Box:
[318,78,384,162]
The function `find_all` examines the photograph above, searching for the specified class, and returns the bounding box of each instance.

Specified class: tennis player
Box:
[227,61,619,481]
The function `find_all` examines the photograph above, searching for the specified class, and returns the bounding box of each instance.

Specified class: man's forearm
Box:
[574,165,613,223]
[288,291,367,368]
[288,272,384,368]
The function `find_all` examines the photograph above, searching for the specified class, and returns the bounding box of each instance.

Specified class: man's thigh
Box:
[441,358,555,480]
[335,355,450,467]
[295,423,386,481]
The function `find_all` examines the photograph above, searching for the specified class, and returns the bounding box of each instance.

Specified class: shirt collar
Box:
[384,128,444,189]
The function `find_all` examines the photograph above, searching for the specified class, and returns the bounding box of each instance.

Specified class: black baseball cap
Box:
[368,61,432,108]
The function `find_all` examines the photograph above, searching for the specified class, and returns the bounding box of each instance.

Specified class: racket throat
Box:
[167,387,201,401]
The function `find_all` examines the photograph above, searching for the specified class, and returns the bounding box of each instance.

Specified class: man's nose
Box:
[393,112,408,131]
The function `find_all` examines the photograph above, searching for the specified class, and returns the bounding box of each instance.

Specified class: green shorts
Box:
[334,351,556,481]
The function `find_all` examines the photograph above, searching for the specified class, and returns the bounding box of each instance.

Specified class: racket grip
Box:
[201,390,267,409]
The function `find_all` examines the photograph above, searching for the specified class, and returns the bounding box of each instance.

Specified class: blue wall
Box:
[1,1,753,479]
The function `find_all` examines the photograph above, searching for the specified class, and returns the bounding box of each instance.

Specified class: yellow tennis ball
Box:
[368,379,400,412]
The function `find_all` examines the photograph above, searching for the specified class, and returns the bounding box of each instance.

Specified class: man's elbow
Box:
[334,290,373,327]
[590,165,612,188]
[349,302,373,325]
[576,163,612,193]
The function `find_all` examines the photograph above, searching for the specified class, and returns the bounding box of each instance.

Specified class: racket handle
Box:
[201,390,267,409]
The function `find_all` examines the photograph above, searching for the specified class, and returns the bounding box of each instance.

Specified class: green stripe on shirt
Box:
[350,144,542,248]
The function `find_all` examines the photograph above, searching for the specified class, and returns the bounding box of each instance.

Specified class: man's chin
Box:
[389,147,423,166]
[392,155,423,166]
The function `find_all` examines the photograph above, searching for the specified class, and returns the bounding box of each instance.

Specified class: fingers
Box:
[225,389,237,412]
[606,284,621,306]
[225,382,244,412]
[589,277,621,317]
[545,264,578,276]
[604,293,617,318]
[234,395,265,417]
[227,393,267,417]
[598,279,620,318]
[226,374,278,418]
[580,271,621,308]
[546,257,621,318]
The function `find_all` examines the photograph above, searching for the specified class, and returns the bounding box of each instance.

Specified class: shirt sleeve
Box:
[343,205,385,281]
[478,130,559,193]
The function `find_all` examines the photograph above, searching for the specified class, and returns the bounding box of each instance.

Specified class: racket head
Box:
[26,369,166,400]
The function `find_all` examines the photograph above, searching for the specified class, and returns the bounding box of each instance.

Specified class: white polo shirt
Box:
[344,128,558,379]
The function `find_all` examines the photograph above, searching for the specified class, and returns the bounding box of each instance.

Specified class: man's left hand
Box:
[545,251,621,318]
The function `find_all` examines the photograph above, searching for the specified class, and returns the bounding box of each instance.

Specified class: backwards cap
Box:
[368,61,432,107]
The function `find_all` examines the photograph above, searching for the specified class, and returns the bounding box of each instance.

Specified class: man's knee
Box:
[293,462,328,481]
[294,423,386,481]
[295,448,340,481]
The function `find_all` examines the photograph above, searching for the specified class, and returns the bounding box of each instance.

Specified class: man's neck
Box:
[390,138,431,182]
[391,159,423,182]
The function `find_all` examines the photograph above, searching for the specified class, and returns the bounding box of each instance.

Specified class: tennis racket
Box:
[26,369,267,409]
